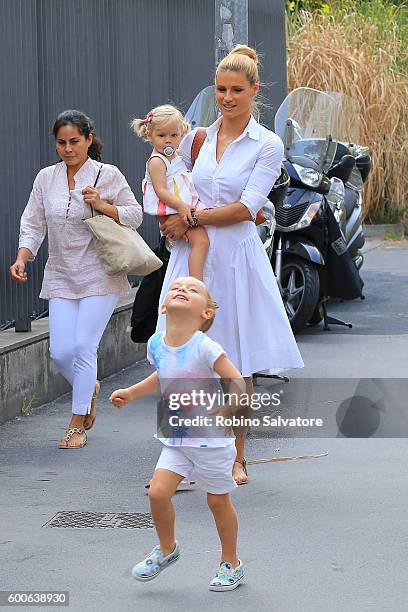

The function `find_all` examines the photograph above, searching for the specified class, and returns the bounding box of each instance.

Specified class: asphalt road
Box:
[0,239,407,612]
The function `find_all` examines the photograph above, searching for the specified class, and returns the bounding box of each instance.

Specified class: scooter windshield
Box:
[185,84,261,128]
[275,87,338,173]
[185,85,219,128]
[329,91,361,145]
[328,91,364,191]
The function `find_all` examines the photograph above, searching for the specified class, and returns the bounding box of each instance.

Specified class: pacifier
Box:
[163,146,175,157]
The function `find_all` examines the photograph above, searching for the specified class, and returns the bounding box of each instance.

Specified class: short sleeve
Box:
[147,331,165,368]
[19,169,48,260]
[240,133,284,220]
[200,335,226,370]
[178,128,199,171]
[146,337,156,367]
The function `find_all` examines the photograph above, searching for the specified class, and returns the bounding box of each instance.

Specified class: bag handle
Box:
[90,164,103,217]
[191,129,207,167]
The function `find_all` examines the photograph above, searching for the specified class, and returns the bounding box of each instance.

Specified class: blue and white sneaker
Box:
[131,542,180,581]
[209,559,244,591]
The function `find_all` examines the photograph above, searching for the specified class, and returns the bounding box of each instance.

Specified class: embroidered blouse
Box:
[18,158,143,299]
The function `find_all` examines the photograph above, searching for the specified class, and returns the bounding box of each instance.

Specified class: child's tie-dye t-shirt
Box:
[147,330,235,448]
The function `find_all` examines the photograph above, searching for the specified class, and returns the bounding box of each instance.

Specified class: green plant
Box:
[366,205,406,225]
[382,231,404,241]
[286,1,329,30]
[21,393,37,416]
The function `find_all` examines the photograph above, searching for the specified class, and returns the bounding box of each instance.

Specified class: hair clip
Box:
[144,111,154,125]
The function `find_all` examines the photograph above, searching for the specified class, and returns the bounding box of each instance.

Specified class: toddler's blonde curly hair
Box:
[131,105,190,142]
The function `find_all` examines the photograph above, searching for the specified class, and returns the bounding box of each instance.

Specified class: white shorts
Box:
[155,444,237,494]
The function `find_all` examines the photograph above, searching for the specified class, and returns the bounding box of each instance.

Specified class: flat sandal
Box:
[59,427,87,449]
[233,458,248,485]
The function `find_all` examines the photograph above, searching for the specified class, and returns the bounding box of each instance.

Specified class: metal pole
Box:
[215,0,248,66]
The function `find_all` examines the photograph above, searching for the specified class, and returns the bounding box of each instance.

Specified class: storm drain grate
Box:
[43,511,154,529]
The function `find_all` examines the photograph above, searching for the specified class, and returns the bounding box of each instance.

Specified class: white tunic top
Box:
[19,158,143,300]
[157,116,304,376]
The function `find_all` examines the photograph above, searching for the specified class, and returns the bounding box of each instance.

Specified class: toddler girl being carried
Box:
[132,105,208,280]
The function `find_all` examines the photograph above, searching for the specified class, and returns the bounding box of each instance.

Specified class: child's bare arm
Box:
[213,354,243,380]
[148,157,193,223]
[110,371,160,409]
[211,355,247,417]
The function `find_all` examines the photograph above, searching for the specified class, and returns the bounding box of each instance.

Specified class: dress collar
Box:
[205,115,260,142]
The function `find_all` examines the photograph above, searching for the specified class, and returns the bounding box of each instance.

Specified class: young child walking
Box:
[110,276,245,591]
[132,105,209,281]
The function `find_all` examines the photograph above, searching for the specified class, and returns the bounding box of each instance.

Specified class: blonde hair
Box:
[201,288,218,333]
[216,44,260,86]
[131,104,190,142]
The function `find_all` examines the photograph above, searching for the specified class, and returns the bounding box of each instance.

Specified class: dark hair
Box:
[52,110,103,161]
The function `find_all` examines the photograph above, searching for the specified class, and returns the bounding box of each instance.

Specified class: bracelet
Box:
[188,210,199,228]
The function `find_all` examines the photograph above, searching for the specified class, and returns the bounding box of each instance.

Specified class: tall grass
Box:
[286,1,408,222]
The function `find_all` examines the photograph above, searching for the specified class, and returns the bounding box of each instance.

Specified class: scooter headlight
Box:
[292,164,322,187]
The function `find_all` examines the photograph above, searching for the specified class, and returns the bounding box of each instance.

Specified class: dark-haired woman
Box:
[10,110,142,448]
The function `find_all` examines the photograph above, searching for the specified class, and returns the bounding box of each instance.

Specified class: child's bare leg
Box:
[186,227,209,281]
[148,469,184,555]
[233,376,253,484]
[207,493,239,567]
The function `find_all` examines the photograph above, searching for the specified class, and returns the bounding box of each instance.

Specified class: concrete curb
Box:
[0,290,146,424]
[363,223,405,238]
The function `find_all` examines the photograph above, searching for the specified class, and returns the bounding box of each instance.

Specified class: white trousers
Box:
[49,294,119,415]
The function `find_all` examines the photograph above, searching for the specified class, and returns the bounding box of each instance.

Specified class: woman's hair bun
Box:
[216,43,260,86]
[230,44,258,64]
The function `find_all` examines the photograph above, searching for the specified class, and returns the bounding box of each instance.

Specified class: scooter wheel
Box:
[280,256,320,334]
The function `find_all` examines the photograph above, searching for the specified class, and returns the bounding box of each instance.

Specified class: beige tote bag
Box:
[83,165,162,277]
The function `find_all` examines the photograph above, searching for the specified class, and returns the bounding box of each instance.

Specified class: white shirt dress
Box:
[157,116,304,376]
[19,158,143,300]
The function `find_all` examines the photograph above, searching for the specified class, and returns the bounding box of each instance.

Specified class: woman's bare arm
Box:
[195,204,252,226]
[160,202,252,239]
[9,247,34,283]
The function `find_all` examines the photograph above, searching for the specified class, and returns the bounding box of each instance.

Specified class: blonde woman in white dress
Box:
[159,46,304,484]
[10,110,142,449]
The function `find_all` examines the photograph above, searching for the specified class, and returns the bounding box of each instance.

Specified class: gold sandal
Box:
[59,427,87,449]
[84,381,100,431]
[233,458,248,485]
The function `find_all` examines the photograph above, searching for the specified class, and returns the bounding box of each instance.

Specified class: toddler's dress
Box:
[142,151,203,217]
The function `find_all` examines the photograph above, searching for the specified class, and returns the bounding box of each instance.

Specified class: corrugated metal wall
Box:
[249,0,287,123]
[0,0,286,328]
